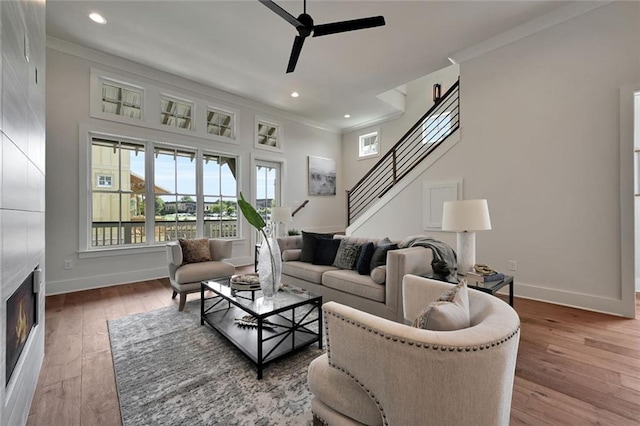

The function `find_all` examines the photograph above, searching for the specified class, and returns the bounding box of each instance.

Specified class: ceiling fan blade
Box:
[258,0,303,28]
[286,35,305,73]
[313,16,386,37]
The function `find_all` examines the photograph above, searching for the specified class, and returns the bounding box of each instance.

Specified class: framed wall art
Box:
[308,156,336,196]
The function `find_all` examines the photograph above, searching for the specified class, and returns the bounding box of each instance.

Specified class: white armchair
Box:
[166,239,235,310]
[308,275,520,425]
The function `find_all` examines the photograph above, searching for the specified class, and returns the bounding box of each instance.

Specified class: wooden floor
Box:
[28,272,640,425]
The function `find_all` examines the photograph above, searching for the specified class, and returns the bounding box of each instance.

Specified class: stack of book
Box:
[465,271,505,288]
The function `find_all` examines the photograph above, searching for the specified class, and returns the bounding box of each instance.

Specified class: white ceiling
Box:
[46,0,571,130]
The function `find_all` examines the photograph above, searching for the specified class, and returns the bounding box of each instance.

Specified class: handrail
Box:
[347,78,460,225]
[292,200,309,217]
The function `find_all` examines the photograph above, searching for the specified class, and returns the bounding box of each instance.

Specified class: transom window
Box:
[160,96,193,130]
[101,81,142,119]
[256,120,282,151]
[359,131,379,158]
[207,108,235,139]
[88,135,238,249]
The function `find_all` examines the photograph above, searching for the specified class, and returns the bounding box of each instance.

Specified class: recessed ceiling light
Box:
[89,12,107,24]
[291,92,299,98]
[344,114,351,118]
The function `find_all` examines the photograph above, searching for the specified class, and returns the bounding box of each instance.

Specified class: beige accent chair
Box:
[308,275,520,425]
[166,239,235,311]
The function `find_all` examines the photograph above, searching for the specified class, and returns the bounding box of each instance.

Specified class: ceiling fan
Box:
[259,0,386,73]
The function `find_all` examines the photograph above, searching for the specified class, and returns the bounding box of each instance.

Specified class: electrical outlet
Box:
[508,260,517,271]
[64,259,73,270]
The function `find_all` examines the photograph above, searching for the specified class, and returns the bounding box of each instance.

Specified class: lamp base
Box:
[456,232,476,276]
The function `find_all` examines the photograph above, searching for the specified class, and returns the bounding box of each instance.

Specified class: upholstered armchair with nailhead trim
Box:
[308,274,520,426]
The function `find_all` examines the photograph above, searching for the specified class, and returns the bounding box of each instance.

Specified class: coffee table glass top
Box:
[203,278,320,317]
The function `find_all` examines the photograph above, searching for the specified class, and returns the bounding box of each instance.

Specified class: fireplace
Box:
[5,268,38,386]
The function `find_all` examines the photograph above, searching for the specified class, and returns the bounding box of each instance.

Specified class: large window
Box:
[88,135,238,249]
[90,138,146,247]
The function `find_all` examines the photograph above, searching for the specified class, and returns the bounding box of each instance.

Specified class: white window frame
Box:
[255,116,284,153]
[206,106,236,142]
[160,93,195,131]
[358,130,380,159]
[78,125,240,257]
[95,174,113,188]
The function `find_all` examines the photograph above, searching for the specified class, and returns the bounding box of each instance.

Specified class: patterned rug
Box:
[108,301,323,426]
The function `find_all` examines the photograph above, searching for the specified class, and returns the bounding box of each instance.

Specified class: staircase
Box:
[346,78,460,225]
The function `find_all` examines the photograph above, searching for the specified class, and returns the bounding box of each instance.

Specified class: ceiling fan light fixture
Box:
[89,12,107,24]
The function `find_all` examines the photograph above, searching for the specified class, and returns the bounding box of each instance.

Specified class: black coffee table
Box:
[200,278,322,379]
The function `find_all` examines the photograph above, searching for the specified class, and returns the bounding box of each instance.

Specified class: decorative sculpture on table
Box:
[238,192,281,298]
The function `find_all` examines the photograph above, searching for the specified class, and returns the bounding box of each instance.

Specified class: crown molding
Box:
[449,1,612,63]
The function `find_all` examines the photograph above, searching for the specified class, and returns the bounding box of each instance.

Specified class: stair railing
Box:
[346,79,460,225]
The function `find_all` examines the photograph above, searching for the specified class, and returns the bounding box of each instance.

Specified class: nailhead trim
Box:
[321,309,520,425]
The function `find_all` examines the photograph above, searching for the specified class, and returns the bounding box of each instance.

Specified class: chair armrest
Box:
[209,239,232,261]
[323,301,520,426]
[385,247,433,321]
[166,241,183,266]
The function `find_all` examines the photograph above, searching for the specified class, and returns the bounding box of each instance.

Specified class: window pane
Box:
[176,151,196,195]
[221,157,237,197]
[203,154,221,195]
[154,148,176,193]
[92,193,120,246]
[121,142,145,194]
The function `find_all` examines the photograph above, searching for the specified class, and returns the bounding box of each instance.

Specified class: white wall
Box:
[344,2,639,317]
[46,42,343,294]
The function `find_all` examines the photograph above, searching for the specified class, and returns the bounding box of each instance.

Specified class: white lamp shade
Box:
[271,206,292,223]
[441,199,492,232]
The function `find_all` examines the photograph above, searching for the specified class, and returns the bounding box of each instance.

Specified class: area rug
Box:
[108,301,323,426]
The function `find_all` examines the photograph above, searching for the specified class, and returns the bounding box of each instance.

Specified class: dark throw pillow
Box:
[179,238,212,264]
[333,240,363,270]
[300,231,334,263]
[356,242,375,275]
[369,241,398,270]
[312,238,341,266]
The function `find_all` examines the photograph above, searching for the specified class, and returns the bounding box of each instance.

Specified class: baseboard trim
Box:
[514,281,631,318]
[45,266,168,295]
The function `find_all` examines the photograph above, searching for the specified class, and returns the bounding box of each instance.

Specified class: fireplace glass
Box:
[6,269,38,386]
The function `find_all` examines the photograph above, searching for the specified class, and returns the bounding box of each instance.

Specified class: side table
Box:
[420,274,514,306]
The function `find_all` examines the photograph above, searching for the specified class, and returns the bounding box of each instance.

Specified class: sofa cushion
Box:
[322,269,385,303]
[301,231,334,263]
[282,249,301,262]
[370,239,398,270]
[354,242,374,275]
[332,240,363,270]
[370,265,386,284]
[282,261,338,284]
[412,281,470,331]
[174,261,235,284]
[179,238,212,264]
[313,238,341,266]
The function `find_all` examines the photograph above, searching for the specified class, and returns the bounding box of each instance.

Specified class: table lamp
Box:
[271,206,292,237]
[441,199,492,276]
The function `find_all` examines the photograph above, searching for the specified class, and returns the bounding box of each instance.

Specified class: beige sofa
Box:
[308,274,521,425]
[276,235,433,322]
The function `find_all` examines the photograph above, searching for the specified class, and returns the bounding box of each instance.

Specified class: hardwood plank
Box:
[81,350,122,426]
[41,331,83,387]
[31,376,82,426]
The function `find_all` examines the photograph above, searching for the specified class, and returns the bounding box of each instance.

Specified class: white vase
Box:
[258,237,282,298]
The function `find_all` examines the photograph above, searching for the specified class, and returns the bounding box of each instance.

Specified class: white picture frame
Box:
[423,180,461,229]
[308,156,336,196]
